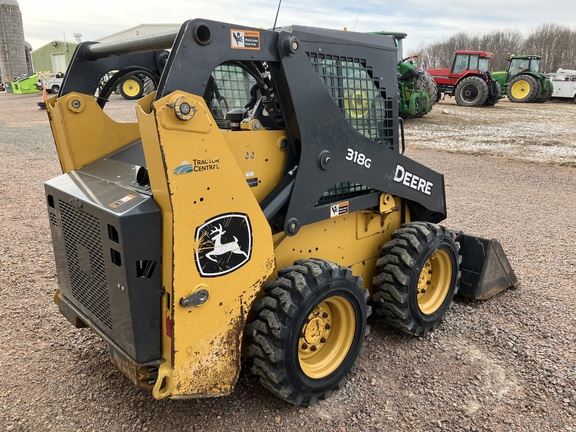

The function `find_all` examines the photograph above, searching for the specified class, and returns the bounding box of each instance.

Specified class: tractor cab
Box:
[451,50,493,75]
[507,55,541,77]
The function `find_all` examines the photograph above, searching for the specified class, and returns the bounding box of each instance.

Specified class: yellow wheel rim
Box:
[121,78,141,98]
[298,296,355,379]
[417,250,453,315]
[510,80,530,100]
[343,89,370,119]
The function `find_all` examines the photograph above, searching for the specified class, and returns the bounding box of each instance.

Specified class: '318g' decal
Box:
[346,148,371,168]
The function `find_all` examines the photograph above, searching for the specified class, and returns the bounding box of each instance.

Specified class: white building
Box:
[98,24,181,43]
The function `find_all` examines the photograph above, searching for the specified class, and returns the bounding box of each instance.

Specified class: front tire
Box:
[118,75,144,100]
[246,259,369,406]
[484,81,501,106]
[373,222,460,336]
[455,76,489,106]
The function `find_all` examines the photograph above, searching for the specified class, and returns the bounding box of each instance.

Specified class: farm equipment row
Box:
[426,51,554,107]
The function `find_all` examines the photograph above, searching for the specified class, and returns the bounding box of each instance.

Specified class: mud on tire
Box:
[245,259,370,406]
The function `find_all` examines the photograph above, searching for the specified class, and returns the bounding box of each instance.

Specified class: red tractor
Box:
[426,50,501,107]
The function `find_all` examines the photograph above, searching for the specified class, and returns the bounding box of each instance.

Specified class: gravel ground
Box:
[1,92,575,431]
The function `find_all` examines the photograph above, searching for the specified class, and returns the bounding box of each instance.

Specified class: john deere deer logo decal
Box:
[205,224,248,262]
[195,213,252,277]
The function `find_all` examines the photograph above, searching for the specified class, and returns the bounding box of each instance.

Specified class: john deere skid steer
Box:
[43,19,518,406]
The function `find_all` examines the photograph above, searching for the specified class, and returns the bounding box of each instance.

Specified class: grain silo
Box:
[0,0,28,80]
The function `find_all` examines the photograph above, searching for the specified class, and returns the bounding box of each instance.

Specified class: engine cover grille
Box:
[60,199,113,330]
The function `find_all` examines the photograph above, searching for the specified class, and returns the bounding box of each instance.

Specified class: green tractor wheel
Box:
[507,75,541,103]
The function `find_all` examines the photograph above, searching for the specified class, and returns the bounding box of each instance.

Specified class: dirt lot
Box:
[1,92,575,431]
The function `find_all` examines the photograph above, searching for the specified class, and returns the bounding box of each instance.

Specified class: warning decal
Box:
[330,201,350,218]
[109,194,135,209]
[230,29,260,50]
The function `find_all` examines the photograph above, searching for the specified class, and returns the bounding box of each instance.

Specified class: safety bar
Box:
[85,30,178,60]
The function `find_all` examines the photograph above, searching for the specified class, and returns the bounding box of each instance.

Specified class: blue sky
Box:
[17,0,576,52]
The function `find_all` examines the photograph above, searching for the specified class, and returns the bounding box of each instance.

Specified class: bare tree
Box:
[522,24,576,72]
[409,25,576,73]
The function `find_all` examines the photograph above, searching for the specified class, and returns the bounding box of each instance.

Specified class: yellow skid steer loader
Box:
[43,19,518,406]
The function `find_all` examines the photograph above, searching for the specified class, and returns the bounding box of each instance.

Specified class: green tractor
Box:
[374,32,437,118]
[492,55,553,103]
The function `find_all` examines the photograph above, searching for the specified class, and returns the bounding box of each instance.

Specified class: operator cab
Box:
[508,55,541,76]
[451,51,493,74]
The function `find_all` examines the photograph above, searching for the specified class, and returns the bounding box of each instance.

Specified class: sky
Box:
[17,0,576,53]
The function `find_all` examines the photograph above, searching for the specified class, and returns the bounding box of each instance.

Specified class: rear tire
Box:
[373,222,460,336]
[507,74,540,103]
[51,85,60,94]
[454,76,489,106]
[246,259,369,406]
[536,77,553,103]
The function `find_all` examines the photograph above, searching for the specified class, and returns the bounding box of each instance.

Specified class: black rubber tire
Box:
[372,222,460,337]
[421,71,438,106]
[483,81,501,106]
[142,76,157,96]
[245,259,370,406]
[118,75,144,100]
[507,74,540,103]
[454,76,489,107]
[536,77,553,103]
[414,71,438,117]
[51,85,60,94]
[403,71,437,118]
